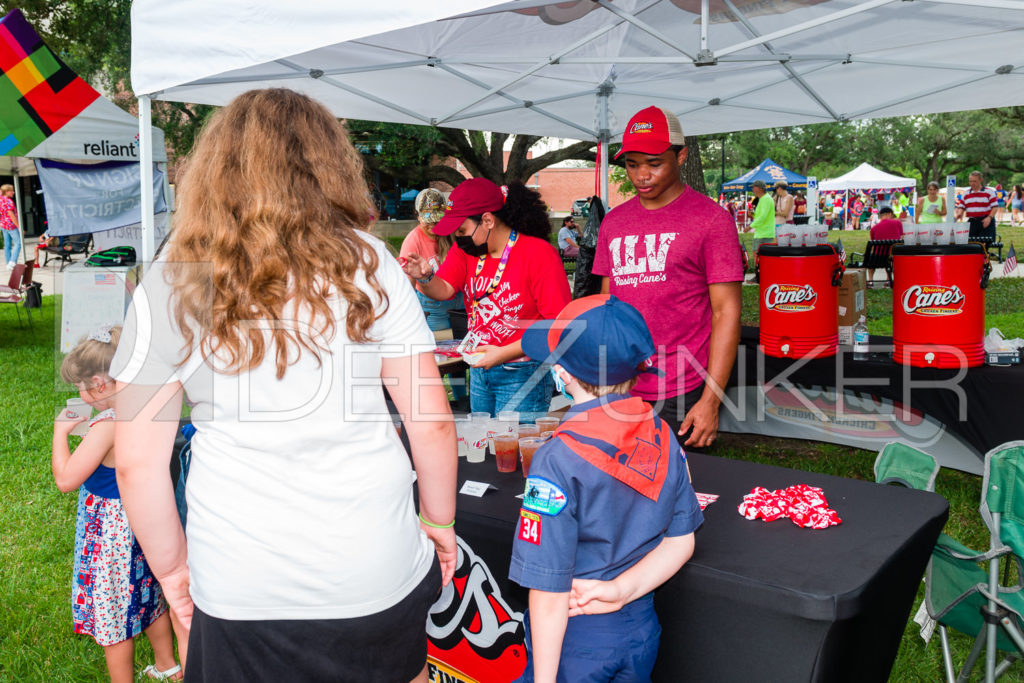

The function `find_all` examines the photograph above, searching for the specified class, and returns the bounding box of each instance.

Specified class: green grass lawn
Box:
[3,289,1023,681]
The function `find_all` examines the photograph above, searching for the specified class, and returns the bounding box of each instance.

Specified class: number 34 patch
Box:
[518,510,542,545]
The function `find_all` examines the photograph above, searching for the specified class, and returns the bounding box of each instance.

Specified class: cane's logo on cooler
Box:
[764,284,817,312]
[426,536,526,682]
[901,284,965,316]
[628,121,653,134]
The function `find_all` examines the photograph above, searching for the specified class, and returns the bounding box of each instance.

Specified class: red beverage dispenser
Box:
[758,245,844,358]
[892,244,989,368]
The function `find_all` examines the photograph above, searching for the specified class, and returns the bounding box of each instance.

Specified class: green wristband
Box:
[418,513,455,529]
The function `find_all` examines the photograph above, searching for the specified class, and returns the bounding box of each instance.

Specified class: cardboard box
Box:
[837,270,867,345]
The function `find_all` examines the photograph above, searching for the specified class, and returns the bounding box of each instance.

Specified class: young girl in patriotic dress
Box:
[53,326,182,682]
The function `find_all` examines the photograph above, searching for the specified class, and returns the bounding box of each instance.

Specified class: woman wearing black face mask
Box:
[402,178,570,422]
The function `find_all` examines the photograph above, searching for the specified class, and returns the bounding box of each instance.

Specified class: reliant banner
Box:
[36,160,168,236]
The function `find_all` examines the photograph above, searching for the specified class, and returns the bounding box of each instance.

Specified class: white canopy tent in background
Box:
[819,162,916,192]
[130,0,1024,261]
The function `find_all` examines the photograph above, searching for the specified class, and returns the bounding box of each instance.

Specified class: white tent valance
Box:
[819,162,916,192]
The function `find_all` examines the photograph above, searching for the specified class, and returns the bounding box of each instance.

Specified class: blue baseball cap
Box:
[521,294,661,385]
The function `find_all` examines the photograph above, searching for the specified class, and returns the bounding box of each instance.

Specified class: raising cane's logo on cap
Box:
[901,284,965,316]
[426,537,526,683]
[764,284,817,312]
[628,121,654,134]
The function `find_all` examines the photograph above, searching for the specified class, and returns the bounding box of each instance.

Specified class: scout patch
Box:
[522,477,567,516]
[518,510,542,545]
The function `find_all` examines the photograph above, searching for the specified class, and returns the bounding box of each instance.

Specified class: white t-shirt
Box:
[111,234,437,620]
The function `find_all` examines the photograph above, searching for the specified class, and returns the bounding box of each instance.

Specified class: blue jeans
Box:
[516,596,661,682]
[469,360,552,423]
[3,229,20,265]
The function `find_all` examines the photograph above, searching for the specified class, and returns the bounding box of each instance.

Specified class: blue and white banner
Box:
[37,160,167,236]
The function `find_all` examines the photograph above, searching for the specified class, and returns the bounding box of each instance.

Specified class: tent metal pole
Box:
[139,95,155,266]
[946,175,957,222]
[12,165,26,263]
[807,177,818,225]
[597,85,611,209]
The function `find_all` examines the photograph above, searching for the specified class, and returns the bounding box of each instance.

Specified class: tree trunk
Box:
[681,135,707,195]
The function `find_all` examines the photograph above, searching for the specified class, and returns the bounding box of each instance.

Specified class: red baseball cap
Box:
[614,105,686,159]
[432,178,506,236]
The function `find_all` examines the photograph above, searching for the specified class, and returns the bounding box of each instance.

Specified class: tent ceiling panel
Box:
[132,0,1024,139]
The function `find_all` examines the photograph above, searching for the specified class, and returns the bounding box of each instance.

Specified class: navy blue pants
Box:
[516,596,661,682]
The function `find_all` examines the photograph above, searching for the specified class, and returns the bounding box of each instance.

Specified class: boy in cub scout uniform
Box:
[509,294,703,682]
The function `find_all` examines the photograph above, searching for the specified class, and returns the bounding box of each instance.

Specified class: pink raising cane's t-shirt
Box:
[436,233,570,349]
[593,188,744,399]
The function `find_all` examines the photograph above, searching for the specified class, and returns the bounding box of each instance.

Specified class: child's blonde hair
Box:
[60,326,122,387]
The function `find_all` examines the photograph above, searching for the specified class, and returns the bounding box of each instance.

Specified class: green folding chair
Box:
[925,441,1024,683]
[873,441,940,491]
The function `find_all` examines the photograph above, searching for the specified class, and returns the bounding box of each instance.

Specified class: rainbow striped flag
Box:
[0,9,99,157]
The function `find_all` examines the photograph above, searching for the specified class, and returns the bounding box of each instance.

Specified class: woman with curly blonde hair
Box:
[111,89,456,682]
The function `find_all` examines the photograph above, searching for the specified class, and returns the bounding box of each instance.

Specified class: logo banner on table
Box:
[36,160,168,236]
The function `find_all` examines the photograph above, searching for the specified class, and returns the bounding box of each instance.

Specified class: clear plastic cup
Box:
[496,410,520,425]
[453,416,470,458]
[464,421,487,463]
[932,224,950,245]
[519,437,545,478]
[486,419,501,454]
[776,226,795,247]
[535,416,560,433]
[953,223,970,245]
[917,225,933,246]
[812,224,829,246]
[493,433,519,473]
[517,423,540,438]
[469,412,491,423]
[902,223,917,245]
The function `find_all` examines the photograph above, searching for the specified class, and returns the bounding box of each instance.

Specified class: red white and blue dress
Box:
[72,409,167,645]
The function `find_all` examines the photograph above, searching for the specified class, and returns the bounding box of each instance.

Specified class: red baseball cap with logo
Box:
[433,177,507,236]
[614,105,686,159]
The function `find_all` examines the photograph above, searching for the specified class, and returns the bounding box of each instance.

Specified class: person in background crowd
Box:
[773,181,794,230]
[1,183,20,269]
[957,171,998,239]
[403,177,570,422]
[994,183,1006,224]
[894,190,911,219]
[747,180,775,282]
[850,195,865,230]
[592,105,743,446]
[112,89,457,683]
[859,195,874,229]
[401,189,465,331]
[916,181,946,224]
[793,190,806,217]
[1008,184,1024,227]
[557,216,581,259]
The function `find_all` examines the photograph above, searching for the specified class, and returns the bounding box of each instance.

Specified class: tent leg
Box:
[12,167,26,263]
[139,95,156,266]
[596,83,611,211]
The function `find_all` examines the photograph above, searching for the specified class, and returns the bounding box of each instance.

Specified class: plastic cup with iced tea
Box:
[535,416,560,433]
[493,433,519,473]
[519,437,545,478]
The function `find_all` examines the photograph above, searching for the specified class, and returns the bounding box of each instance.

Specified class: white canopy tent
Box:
[819,162,916,192]
[130,0,1024,260]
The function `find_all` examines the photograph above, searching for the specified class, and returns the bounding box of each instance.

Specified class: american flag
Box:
[94,273,116,285]
[1004,243,1017,276]
[834,238,846,264]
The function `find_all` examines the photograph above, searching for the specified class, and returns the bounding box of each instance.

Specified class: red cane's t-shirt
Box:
[436,234,570,349]
[593,188,744,399]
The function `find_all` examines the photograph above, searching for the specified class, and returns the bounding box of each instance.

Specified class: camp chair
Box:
[0,263,32,328]
[41,233,92,271]
[873,442,940,491]
[925,441,1024,683]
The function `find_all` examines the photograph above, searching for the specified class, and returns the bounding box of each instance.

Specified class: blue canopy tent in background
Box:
[722,158,807,192]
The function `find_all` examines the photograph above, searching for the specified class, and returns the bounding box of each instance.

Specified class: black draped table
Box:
[717,326,1024,474]
[423,452,948,682]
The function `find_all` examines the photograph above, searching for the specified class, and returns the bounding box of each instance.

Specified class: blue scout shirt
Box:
[509,395,703,593]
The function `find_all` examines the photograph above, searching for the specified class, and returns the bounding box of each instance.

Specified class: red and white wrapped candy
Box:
[738,484,842,529]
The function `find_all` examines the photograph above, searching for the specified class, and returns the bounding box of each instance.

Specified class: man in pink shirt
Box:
[869,206,903,241]
[593,106,743,447]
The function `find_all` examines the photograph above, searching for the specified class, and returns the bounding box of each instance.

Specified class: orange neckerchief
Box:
[553,397,672,501]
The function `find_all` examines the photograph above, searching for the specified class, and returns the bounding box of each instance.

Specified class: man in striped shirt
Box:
[956,170,998,240]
